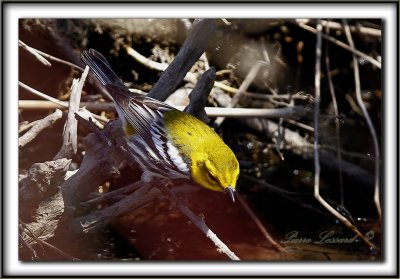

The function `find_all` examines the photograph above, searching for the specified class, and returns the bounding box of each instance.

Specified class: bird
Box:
[81,49,239,202]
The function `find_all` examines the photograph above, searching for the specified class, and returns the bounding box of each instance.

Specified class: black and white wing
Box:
[82,49,183,170]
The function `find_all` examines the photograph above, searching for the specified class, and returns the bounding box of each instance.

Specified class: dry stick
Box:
[345,94,364,116]
[313,20,375,249]
[297,22,381,69]
[19,40,51,67]
[235,193,285,252]
[147,19,216,101]
[342,20,381,219]
[213,62,264,128]
[21,45,110,101]
[275,118,285,161]
[19,82,69,108]
[156,183,240,261]
[125,45,237,94]
[260,37,279,96]
[54,66,89,159]
[19,82,108,125]
[126,46,169,72]
[244,92,312,101]
[18,109,63,147]
[19,120,39,134]
[75,108,107,130]
[19,100,305,119]
[205,107,304,118]
[283,118,314,132]
[19,100,113,112]
[324,23,344,206]
[201,52,210,71]
[296,19,382,37]
[23,43,85,72]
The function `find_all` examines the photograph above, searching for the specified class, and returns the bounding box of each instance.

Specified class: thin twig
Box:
[214,62,264,127]
[125,45,238,94]
[283,118,314,132]
[126,46,169,72]
[325,22,344,206]
[24,43,85,72]
[19,83,109,125]
[342,19,381,219]
[18,109,63,147]
[235,193,285,252]
[276,118,286,161]
[296,19,381,37]
[19,40,51,67]
[19,100,113,111]
[74,113,112,147]
[156,183,240,260]
[297,21,381,69]
[313,20,375,249]
[19,81,68,107]
[75,108,107,129]
[345,94,364,116]
[19,100,306,118]
[244,92,312,101]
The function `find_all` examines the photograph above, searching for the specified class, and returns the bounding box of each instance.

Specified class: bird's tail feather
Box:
[81,49,121,86]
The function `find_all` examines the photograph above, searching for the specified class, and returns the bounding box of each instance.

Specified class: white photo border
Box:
[3,2,398,277]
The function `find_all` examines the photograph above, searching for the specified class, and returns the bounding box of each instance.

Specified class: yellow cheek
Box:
[191,162,222,192]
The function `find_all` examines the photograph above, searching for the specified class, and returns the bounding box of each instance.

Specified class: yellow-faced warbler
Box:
[81,49,239,201]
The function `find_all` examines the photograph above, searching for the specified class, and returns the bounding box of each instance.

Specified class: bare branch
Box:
[19,82,68,108]
[125,45,238,94]
[214,62,264,127]
[19,100,306,118]
[19,40,52,67]
[297,21,381,69]
[296,19,381,37]
[313,20,375,249]
[235,193,285,252]
[342,19,381,219]
[155,184,240,260]
[20,41,85,72]
[19,109,63,148]
[147,19,216,101]
[324,22,344,206]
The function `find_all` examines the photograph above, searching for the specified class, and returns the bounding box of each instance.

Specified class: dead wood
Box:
[147,19,216,101]
[18,109,63,148]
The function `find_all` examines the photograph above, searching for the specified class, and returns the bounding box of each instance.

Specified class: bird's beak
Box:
[225,186,236,202]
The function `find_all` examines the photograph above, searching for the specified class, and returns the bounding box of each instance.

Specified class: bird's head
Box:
[190,146,239,202]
